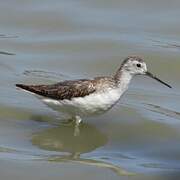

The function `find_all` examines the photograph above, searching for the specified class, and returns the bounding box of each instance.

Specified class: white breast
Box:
[42,88,124,117]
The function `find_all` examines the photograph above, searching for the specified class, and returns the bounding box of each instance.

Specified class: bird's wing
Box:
[16,79,97,100]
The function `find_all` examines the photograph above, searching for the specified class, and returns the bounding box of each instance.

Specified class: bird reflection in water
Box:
[32,122,135,176]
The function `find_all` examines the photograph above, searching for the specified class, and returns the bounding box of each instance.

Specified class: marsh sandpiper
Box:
[16,56,171,135]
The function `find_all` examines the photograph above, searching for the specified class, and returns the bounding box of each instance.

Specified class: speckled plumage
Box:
[16,77,116,101]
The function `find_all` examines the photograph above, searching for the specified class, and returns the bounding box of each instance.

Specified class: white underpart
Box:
[42,72,133,118]
[42,89,121,117]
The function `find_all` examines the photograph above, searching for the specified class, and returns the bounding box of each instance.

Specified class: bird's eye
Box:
[136,63,141,68]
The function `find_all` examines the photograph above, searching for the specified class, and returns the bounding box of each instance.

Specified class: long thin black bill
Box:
[146,71,172,88]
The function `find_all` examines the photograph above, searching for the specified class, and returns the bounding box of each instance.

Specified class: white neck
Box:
[114,70,133,93]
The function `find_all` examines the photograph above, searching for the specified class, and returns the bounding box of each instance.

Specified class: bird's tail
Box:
[15,84,40,95]
[16,83,47,97]
[16,84,32,91]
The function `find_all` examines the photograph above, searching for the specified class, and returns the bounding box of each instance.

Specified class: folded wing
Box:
[16,79,96,100]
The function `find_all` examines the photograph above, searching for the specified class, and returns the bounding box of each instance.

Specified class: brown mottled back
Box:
[16,77,116,100]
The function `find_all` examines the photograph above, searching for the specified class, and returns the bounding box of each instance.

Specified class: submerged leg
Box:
[74,115,82,136]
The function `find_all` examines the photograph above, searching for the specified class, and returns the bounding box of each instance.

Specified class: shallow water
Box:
[0,0,180,179]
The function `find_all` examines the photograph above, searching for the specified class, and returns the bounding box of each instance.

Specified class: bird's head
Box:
[118,56,171,88]
[120,56,147,75]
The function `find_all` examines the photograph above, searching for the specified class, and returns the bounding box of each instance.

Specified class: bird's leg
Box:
[74,115,82,137]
